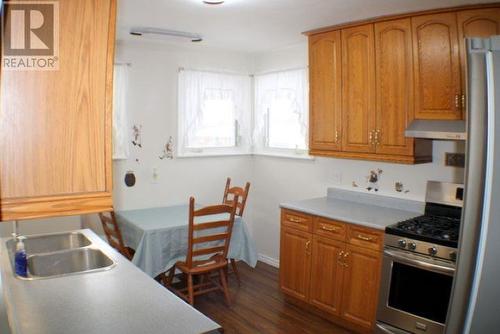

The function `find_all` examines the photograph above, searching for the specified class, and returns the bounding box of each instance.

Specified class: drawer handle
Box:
[357,234,373,242]
[288,216,303,223]
[321,225,341,232]
[305,241,311,255]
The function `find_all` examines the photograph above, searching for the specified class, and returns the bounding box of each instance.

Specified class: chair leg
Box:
[165,266,175,287]
[187,273,194,306]
[219,268,231,306]
[230,259,241,286]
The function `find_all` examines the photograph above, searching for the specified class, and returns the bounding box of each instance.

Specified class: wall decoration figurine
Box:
[159,136,174,160]
[366,169,383,192]
[395,181,411,194]
[132,125,142,148]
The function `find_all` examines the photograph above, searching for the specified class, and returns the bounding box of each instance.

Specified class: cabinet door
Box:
[309,235,344,316]
[412,13,462,120]
[341,24,376,153]
[375,19,415,156]
[340,245,382,330]
[309,31,342,152]
[0,0,116,220]
[458,9,500,89]
[279,227,312,302]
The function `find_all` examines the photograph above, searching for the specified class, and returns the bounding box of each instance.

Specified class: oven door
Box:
[377,247,455,334]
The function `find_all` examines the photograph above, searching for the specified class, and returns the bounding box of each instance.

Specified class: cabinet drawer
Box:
[314,217,346,241]
[281,209,313,232]
[347,225,383,251]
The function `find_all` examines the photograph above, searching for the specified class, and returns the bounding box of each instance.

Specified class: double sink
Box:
[7,231,116,280]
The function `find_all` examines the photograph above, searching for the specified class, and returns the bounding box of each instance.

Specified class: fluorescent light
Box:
[129,27,203,42]
[203,0,224,4]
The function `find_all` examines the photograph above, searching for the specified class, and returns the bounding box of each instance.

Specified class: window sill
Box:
[176,152,252,159]
[252,152,315,161]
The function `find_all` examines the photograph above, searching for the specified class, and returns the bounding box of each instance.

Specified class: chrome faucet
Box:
[12,220,20,241]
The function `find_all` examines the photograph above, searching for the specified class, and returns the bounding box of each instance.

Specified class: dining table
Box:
[115,204,258,278]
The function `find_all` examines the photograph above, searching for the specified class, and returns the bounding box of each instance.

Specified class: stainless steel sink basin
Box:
[7,232,91,254]
[6,231,116,280]
[27,248,115,279]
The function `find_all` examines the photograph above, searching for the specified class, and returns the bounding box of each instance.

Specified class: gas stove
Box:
[385,181,464,261]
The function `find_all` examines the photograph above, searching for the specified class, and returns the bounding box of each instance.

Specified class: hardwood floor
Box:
[194,261,354,334]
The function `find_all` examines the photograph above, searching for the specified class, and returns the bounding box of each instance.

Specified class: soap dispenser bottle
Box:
[15,237,27,277]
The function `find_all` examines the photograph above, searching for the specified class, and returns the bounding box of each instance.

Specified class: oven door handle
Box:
[384,249,455,275]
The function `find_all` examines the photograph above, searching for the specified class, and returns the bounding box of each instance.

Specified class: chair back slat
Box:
[186,196,238,269]
[193,220,230,231]
[193,246,226,257]
[222,177,250,217]
[193,233,230,244]
[98,211,132,260]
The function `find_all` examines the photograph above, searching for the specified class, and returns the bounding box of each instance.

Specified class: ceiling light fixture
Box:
[129,27,203,43]
[203,0,224,5]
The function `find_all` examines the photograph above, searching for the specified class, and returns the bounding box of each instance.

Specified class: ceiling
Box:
[117,0,496,53]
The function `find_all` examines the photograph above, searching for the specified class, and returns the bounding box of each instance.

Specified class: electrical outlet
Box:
[445,153,465,167]
[152,167,159,184]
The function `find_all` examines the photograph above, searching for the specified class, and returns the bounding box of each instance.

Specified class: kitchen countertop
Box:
[280,188,424,230]
[0,229,221,334]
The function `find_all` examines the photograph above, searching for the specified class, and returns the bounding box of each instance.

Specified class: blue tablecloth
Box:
[115,205,258,277]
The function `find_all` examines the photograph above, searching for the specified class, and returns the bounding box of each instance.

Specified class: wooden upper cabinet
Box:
[309,31,342,152]
[412,13,462,120]
[279,227,312,302]
[340,244,382,330]
[375,19,415,156]
[457,9,500,86]
[0,0,116,220]
[341,24,376,153]
[310,235,344,316]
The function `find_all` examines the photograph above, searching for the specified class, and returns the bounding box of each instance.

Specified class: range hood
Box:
[405,120,466,140]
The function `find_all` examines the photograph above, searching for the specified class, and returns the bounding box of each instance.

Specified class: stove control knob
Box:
[428,246,438,256]
[398,239,407,248]
[408,242,417,250]
[450,251,457,261]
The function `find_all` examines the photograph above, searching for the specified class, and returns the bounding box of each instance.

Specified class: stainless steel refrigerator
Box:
[445,37,500,333]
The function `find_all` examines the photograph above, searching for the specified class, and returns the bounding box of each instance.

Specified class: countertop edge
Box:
[279,202,387,230]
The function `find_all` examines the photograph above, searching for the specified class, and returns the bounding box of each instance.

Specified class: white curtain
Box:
[253,68,308,149]
[178,69,251,151]
[113,64,130,160]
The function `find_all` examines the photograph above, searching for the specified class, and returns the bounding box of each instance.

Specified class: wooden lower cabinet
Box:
[280,209,383,332]
[340,244,382,329]
[279,227,312,302]
[310,235,345,315]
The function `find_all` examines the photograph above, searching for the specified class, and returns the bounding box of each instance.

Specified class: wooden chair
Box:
[163,196,238,306]
[223,177,251,217]
[98,211,134,261]
[223,177,251,284]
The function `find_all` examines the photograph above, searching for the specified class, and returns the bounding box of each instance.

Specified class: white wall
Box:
[250,42,465,264]
[83,40,255,232]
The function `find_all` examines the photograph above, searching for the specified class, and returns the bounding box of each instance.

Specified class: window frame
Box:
[177,69,252,157]
[253,67,310,159]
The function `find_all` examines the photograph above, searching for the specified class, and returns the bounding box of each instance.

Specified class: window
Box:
[178,69,251,156]
[112,64,130,160]
[254,68,309,155]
